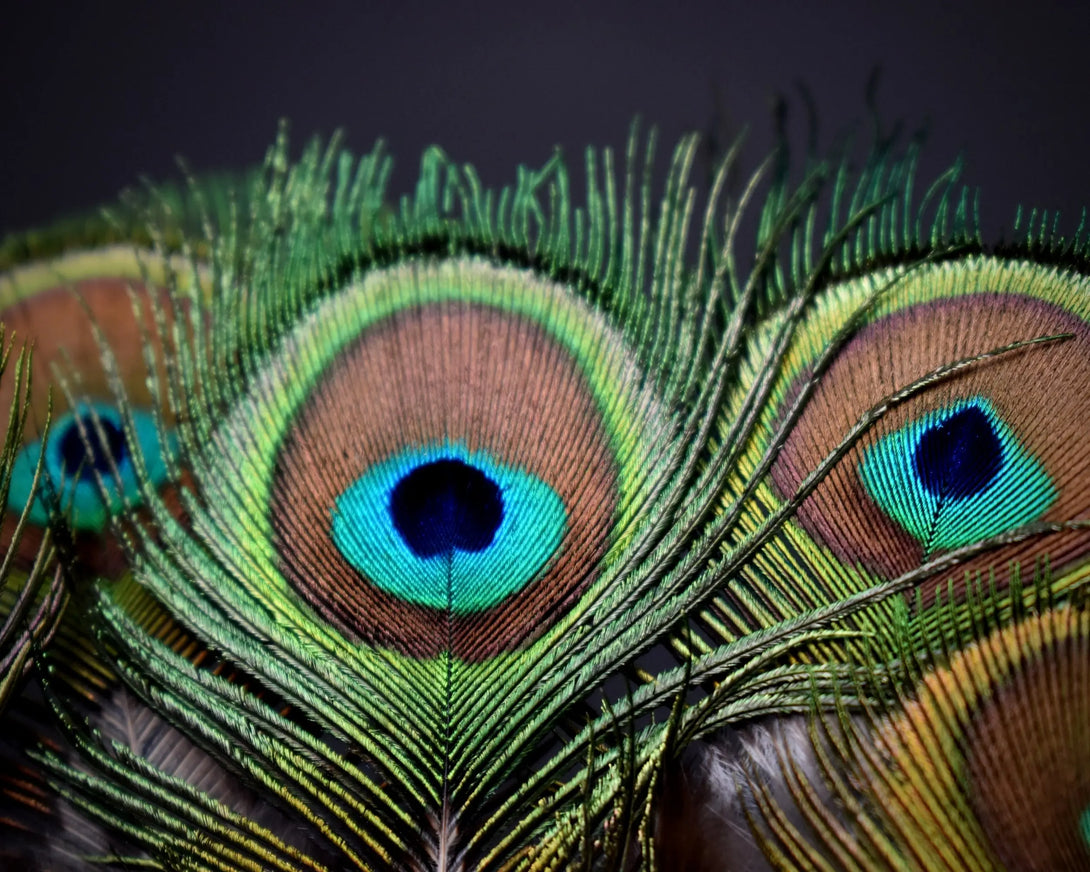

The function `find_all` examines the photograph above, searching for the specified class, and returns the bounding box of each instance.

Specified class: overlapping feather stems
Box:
[746,604,1090,871]
[64,129,756,869]
[0,246,204,577]
[10,573,343,871]
[766,256,1090,608]
[694,147,957,664]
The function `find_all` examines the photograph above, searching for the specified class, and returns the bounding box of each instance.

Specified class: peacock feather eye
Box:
[767,257,1090,606]
[959,613,1090,869]
[31,132,761,868]
[0,246,201,576]
[234,259,660,659]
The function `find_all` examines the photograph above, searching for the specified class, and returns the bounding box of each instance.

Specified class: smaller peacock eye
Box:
[389,459,504,558]
[7,401,174,533]
[859,396,1055,556]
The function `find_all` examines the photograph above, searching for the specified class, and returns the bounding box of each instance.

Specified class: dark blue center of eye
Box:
[389,459,504,558]
[913,406,1002,500]
[58,415,127,480]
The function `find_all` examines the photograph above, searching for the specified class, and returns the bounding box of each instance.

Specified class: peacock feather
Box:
[0,119,1087,870]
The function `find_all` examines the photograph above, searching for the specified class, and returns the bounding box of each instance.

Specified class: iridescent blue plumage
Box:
[858,395,1055,554]
[332,441,567,612]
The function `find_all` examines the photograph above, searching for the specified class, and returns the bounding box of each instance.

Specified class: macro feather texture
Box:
[0,119,1087,871]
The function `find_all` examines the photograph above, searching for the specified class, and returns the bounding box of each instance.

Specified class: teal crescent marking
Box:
[1080,804,1090,850]
[8,401,174,532]
[858,396,1056,554]
[331,441,568,613]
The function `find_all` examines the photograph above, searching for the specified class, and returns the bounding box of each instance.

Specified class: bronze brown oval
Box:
[271,302,619,660]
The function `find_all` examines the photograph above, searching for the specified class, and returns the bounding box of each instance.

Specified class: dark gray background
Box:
[3,1,1088,242]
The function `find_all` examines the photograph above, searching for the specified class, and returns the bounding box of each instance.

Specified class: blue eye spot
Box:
[7,401,174,532]
[859,396,1056,555]
[331,442,567,614]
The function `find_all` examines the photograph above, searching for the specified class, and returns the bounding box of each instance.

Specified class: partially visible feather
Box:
[722,591,1090,872]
